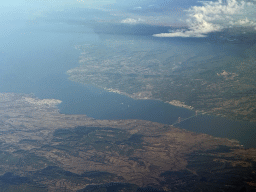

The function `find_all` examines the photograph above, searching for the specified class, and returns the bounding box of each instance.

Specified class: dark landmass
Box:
[0,93,256,191]
[67,37,256,122]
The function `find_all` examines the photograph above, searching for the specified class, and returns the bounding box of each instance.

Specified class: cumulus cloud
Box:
[229,17,256,26]
[153,0,256,38]
[121,18,144,24]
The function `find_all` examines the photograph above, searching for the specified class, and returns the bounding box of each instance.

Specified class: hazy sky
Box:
[110,0,256,37]
[1,0,256,38]
[0,0,116,10]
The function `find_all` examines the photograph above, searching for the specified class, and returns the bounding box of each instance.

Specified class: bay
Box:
[0,19,255,148]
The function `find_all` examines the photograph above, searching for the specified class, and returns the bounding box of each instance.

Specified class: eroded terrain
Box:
[0,93,256,191]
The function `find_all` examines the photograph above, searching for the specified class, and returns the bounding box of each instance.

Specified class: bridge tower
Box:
[177,117,181,123]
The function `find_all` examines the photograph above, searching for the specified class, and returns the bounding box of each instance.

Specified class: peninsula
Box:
[68,42,256,122]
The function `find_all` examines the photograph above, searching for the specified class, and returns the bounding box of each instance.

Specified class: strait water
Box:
[0,17,255,148]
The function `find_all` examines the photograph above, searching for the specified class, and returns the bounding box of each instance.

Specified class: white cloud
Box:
[121,18,144,24]
[133,6,142,10]
[229,17,256,26]
[153,0,256,38]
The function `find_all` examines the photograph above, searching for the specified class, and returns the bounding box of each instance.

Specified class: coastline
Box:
[72,85,256,148]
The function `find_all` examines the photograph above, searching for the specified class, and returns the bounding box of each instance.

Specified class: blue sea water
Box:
[0,19,194,123]
[0,16,255,148]
[177,114,256,148]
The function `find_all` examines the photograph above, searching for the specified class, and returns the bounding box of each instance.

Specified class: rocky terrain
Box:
[0,93,255,191]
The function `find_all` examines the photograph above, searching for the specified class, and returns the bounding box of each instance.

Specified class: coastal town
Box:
[0,93,255,191]
[67,41,256,122]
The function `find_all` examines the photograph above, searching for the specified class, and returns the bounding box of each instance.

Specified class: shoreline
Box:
[61,84,256,148]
